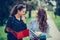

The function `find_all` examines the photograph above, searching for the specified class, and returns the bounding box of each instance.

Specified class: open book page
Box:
[30,30,51,38]
[30,30,42,37]
[35,32,42,36]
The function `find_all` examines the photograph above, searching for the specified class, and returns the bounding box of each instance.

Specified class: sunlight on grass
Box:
[0,25,7,40]
[23,37,30,40]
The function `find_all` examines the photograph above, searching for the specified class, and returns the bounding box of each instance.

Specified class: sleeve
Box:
[46,24,50,34]
[23,23,27,30]
[28,20,33,31]
[6,17,12,27]
[41,24,50,36]
[46,21,50,34]
[5,16,13,33]
[28,20,36,38]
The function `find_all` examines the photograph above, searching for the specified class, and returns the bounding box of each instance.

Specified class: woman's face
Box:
[18,8,26,16]
[35,10,38,17]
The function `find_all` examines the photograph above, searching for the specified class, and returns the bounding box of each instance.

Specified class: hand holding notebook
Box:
[35,32,42,36]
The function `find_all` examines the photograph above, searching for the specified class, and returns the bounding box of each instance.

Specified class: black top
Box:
[6,16,27,32]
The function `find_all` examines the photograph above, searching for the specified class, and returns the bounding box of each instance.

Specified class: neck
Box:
[15,13,21,18]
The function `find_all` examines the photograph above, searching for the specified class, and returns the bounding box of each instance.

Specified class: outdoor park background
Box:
[0,0,60,40]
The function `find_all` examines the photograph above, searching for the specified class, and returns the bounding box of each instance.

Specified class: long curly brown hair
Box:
[37,8,48,32]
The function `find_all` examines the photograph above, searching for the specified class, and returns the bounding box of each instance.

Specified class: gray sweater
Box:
[28,18,49,38]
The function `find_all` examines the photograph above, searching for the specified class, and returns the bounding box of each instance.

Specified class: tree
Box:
[26,0,38,18]
[55,0,60,17]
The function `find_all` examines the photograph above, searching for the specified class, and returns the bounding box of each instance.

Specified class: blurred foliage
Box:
[55,0,60,16]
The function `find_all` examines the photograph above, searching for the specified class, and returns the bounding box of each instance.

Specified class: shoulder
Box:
[30,18,38,23]
[8,16,14,21]
[8,16,13,19]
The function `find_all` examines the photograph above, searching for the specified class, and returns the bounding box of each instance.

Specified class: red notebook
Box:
[13,29,29,39]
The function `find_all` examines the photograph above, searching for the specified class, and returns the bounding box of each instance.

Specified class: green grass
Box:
[47,11,60,31]
[0,10,36,40]
[0,25,7,40]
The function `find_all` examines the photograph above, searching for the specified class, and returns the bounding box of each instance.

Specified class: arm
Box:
[28,20,34,32]
[28,20,35,36]
[28,20,39,37]
[41,24,50,36]
[5,16,16,33]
